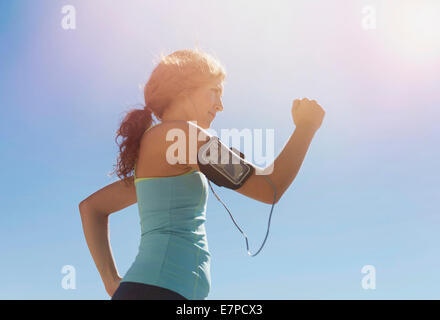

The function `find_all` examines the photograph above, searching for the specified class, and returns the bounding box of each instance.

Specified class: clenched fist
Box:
[291,98,325,132]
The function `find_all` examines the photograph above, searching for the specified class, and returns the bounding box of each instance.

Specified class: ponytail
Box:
[111,106,155,184]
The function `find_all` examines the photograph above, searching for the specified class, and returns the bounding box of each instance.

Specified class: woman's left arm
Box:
[78,177,137,296]
[79,177,137,217]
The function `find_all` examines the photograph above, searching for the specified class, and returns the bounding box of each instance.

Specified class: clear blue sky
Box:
[1,0,439,299]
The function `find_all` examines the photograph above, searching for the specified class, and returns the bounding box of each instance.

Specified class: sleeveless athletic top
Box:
[121,123,211,300]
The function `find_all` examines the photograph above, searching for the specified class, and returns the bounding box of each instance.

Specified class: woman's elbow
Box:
[262,190,281,205]
[79,199,89,215]
[79,199,97,216]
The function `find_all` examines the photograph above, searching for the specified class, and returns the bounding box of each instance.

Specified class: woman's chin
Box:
[200,119,211,129]
[201,122,210,129]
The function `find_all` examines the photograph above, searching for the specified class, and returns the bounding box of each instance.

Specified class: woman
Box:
[78,47,325,300]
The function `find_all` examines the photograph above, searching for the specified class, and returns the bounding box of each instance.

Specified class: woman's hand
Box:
[291,98,325,132]
[105,275,122,298]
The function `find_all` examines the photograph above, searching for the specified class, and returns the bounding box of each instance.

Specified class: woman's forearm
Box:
[267,126,317,201]
[79,204,120,283]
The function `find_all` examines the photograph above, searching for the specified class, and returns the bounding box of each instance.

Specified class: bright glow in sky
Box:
[383,0,440,63]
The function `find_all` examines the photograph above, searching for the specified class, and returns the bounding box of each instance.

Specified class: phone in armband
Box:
[197,136,255,190]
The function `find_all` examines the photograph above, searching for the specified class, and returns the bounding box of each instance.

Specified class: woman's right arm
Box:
[235,123,318,204]
[236,98,325,204]
[150,98,325,205]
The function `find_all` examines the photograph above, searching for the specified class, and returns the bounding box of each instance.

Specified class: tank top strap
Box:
[134,162,137,180]
[134,122,160,180]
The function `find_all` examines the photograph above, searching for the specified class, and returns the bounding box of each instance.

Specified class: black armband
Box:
[197,136,255,190]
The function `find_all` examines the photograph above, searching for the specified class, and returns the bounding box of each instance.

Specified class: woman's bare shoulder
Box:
[137,121,191,177]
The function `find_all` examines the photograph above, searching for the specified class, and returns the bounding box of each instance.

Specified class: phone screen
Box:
[199,136,253,186]
[214,142,250,184]
[216,162,249,182]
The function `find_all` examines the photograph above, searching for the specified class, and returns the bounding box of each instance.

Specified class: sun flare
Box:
[385,1,440,63]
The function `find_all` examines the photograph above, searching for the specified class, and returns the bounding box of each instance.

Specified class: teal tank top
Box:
[121,123,211,300]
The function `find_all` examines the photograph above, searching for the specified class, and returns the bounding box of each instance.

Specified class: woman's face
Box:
[186,78,224,128]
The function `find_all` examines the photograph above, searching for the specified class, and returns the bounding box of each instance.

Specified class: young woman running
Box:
[79,48,325,300]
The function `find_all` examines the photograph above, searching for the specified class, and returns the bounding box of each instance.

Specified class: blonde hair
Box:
[145,46,227,120]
